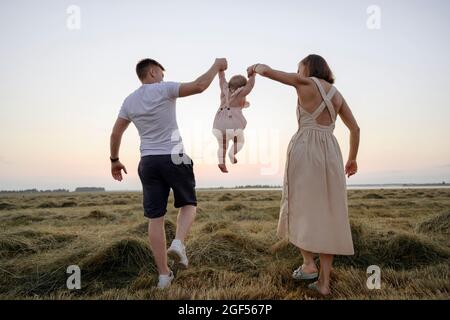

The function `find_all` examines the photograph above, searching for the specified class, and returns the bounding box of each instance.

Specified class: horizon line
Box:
[0,181,449,193]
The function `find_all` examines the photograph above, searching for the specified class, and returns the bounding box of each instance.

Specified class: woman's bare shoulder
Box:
[297,78,317,100]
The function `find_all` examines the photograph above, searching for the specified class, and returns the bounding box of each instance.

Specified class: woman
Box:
[247,54,360,296]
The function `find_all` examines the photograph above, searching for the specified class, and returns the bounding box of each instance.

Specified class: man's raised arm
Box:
[179,58,228,97]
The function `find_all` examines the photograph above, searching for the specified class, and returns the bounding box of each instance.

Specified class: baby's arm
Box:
[219,71,228,102]
[236,74,256,97]
[219,71,227,88]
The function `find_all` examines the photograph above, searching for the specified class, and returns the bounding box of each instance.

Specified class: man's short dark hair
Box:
[136,59,165,81]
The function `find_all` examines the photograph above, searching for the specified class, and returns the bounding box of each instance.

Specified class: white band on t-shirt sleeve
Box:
[164,81,181,99]
[118,101,130,121]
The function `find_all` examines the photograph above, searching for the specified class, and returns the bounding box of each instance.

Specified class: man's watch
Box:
[110,157,119,163]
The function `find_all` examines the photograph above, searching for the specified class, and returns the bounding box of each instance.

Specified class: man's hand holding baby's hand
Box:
[215,58,228,72]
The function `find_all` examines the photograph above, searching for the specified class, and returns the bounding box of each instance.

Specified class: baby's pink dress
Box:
[212,82,249,132]
[212,74,254,165]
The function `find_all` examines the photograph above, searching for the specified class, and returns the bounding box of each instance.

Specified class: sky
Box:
[0,0,450,191]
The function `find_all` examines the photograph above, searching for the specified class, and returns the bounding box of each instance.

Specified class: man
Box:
[110,57,227,288]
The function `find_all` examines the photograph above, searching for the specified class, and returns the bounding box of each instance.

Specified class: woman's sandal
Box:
[307,281,319,291]
[292,266,318,280]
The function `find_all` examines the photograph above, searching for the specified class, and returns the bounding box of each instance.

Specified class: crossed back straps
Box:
[309,77,337,124]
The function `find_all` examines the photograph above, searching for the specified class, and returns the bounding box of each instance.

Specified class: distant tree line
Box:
[400,182,447,186]
[0,186,107,194]
[74,187,105,192]
[234,185,282,189]
[0,188,70,194]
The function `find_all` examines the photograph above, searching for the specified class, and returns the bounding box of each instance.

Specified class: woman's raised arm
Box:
[247,64,310,87]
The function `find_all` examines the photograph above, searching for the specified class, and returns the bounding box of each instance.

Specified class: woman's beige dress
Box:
[278,77,354,255]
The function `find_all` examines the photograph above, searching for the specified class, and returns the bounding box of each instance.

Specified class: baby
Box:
[212,71,255,173]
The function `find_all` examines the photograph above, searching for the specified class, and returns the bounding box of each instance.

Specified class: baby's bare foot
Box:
[228,153,238,164]
[218,164,228,173]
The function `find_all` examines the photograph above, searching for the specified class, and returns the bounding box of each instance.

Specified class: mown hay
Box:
[0,236,34,257]
[83,210,115,220]
[81,238,156,287]
[217,194,232,201]
[188,229,267,272]
[0,202,16,210]
[200,221,230,233]
[0,230,76,258]
[362,193,385,199]
[417,211,450,234]
[37,201,59,208]
[61,201,77,208]
[336,221,450,269]
[224,203,247,212]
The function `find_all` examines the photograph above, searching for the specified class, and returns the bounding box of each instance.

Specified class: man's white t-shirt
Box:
[118,81,185,157]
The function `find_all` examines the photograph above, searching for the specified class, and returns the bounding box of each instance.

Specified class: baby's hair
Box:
[228,75,247,92]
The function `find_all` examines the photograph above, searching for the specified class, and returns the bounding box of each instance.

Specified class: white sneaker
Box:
[156,270,174,289]
[167,239,188,269]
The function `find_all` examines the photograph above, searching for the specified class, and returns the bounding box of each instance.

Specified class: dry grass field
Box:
[0,188,449,300]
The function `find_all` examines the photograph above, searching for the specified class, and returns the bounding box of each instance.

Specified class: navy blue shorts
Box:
[138,154,197,219]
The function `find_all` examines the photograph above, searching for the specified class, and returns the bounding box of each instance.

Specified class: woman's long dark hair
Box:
[300,54,335,84]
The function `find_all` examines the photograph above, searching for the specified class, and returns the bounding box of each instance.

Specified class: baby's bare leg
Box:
[229,130,245,164]
[213,129,228,173]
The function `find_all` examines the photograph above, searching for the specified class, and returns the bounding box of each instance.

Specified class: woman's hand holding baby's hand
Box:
[247,65,257,77]
[247,64,269,77]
